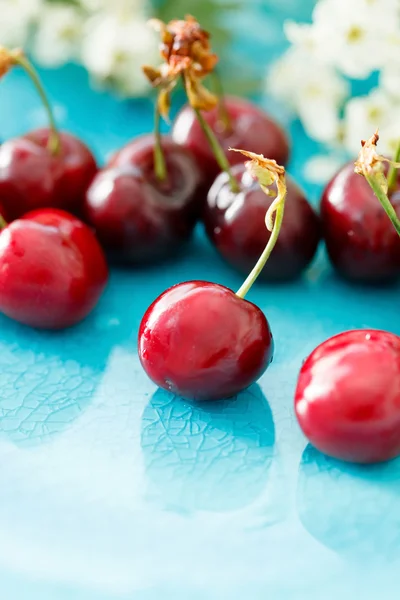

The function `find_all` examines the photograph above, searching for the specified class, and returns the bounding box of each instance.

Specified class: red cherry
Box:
[138,281,273,401]
[0,208,108,329]
[205,165,321,281]
[295,329,400,464]
[321,162,400,281]
[172,97,290,188]
[0,128,97,221]
[85,135,205,264]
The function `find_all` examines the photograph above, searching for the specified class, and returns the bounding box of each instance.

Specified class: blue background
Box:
[1,2,400,599]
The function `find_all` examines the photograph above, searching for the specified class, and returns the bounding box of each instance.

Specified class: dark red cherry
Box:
[204,164,321,281]
[0,128,97,221]
[172,96,290,188]
[138,281,273,401]
[295,329,400,464]
[321,162,400,282]
[84,134,205,264]
[0,208,108,329]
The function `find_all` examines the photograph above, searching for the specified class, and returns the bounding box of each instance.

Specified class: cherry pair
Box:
[0,49,107,329]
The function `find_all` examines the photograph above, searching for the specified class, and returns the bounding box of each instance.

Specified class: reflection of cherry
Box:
[85,135,204,264]
[172,97,290,188]
[295,329,400,463]
[0,209,108,329]
[141,385,275,512]
[298,445,400,562]
[321,162,400,281]
[205,166,321,281]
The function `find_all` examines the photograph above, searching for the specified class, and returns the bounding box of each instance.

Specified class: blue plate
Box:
[1,40,400,600]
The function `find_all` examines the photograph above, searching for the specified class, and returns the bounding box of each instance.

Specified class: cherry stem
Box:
[364,171,400,237]
[12,53,61,155]
[211,71,232,132]
[236,182,286,299]
[193,108,240,193]
[387,141,400,194]
[154,102,167,181]
[0,213,7,230]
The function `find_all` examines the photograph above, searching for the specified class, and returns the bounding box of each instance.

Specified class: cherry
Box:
[138,281,273,401]
[295,329,400,464]
[205,164,321,281]
[321,161,400,282]
[138,150,287,401]
[0,208,108,329]
[0,128,97,221]
[0,48,97,221]
[85,135,204,264]
[172,97,290,189]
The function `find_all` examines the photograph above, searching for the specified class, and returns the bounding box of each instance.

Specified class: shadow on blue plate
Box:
[297,444,400,563]
[0,271,139,446]
[141,384,275,513]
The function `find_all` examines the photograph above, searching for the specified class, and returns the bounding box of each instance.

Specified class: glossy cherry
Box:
[0,208,108,329]
[321,162,400,281]
[0,128,97,221]
[139,281,273,401]
[172,97,290,188]
[205,165,321,281]
[85,135,205,264]
[295,329,400,464]
[138,150,288,401]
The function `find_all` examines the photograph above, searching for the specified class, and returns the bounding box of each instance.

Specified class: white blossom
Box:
[0,0,41,47]
[286,0,400,79]
[344,90,400,156]
[268,47,348,144]
[303,154,345,185]
[380,62,400,100]
[81,11,158,96]
[33,4,83,67]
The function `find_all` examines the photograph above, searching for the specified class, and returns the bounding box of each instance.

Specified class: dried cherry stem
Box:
[153,101,167,181]
[211,71,232,132]
[355,133,400,237]
[11,52,61,155]
[194,107,240,193]
[231,149,287,299]
[387,141,400,194]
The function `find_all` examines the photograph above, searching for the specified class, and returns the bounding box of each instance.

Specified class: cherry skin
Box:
[0,208,108,329]
[205,165,321,281]
[85,135,205,264]
[172,96,290,189]
[321,162,400,282]
[138,281,273,401]
[0,128,97,221]
[295,329,400,464]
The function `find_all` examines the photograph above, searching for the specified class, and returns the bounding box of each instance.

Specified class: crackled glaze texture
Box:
[1,6,400,599]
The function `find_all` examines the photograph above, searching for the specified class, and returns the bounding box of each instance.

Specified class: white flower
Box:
[33,4,83,67]
[0,0,41,47]
[79,0,146,13]
[268,47,349,144]
[286,0,400,79]
[380,62,400,100]
[81,12,158,96]
[344,89,400,156]
[303,154,345,185]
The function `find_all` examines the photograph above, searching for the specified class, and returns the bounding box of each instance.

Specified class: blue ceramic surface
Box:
[1,11,400,600]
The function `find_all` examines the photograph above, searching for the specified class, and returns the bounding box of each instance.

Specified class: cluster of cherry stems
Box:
[0,48,400,467]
